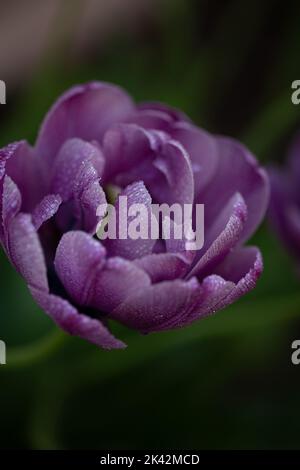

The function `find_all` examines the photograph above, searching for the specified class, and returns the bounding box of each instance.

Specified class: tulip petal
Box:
[172,122,219,197]
[214,246,263,308]
[29,286,126,349]
[111,277,201,333]
[36,82,135,165]
[105,181,156,260]
[5,213,48,291]
[32,194,62,230]
[188,193,247,279]
[51,138,105,200]
[54,231,106,306]
[88,256,151,312]
[1,141,42,212]
[134,252,190,282]
[196,136,269,243]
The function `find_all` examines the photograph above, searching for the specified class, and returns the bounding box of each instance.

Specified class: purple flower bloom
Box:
[0,82,269,349]
[269,132,300,260]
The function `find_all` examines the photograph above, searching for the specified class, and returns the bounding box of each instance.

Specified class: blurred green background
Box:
[1,0,300,450]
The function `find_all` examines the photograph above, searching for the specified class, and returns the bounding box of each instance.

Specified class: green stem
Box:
[7,329,66,369]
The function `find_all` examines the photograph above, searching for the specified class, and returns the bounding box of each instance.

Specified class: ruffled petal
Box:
[103,125,194,206]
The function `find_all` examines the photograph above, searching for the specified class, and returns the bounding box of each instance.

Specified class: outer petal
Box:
[164,274,235,329]
[36,82,135,165]
[188,193,248,279]
[55,231,151,313]
[29,286,126,350]
[1,176,22,242]
[1,141,42,212]
[196,136,269,243]
[110,278,201,333]
[4,213,48,291]
[214,246,263,308]
[169,249,262,328]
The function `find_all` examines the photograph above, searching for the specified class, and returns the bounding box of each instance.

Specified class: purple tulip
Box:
[0,82,269,349]
[269,132,300,260]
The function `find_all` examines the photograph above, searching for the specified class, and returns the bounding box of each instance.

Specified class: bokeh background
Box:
[1,0,300,450]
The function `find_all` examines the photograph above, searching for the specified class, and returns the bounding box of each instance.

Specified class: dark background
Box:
[1,0,300,449]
